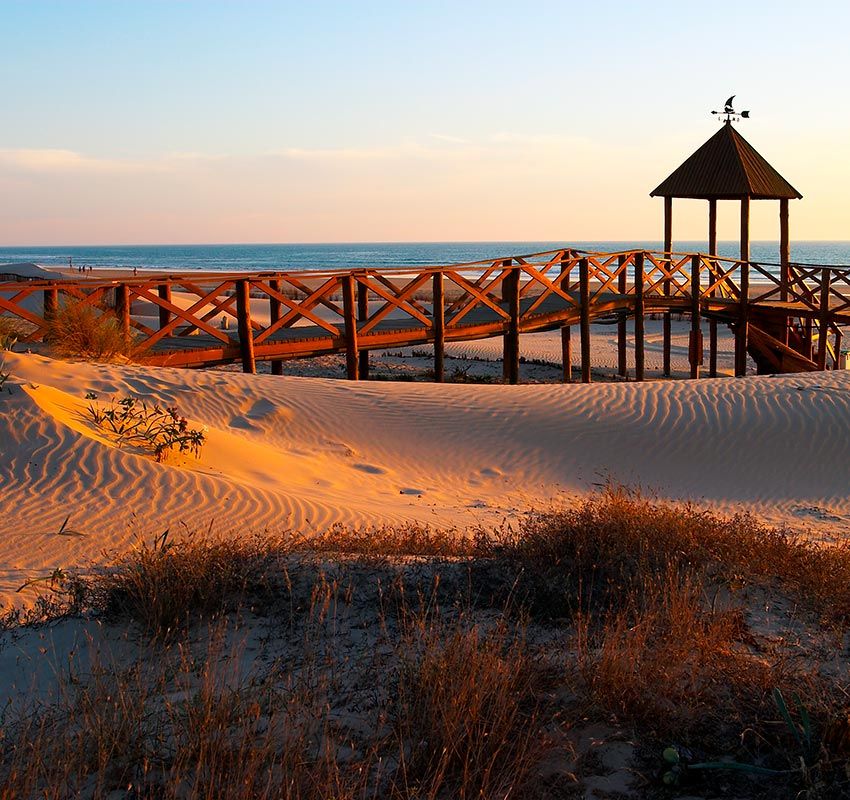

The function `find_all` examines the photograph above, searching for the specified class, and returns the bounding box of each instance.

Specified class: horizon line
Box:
[2,238,850,249]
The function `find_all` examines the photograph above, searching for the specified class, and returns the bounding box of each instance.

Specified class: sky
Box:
[1,0,849,245]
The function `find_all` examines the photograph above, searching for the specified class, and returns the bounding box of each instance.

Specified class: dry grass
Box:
[84,532,284,637]
[7,490,850,797]
[46,299,135,361]
[0,315,27,349]
[390,619,550,799]
[479,486,850,625]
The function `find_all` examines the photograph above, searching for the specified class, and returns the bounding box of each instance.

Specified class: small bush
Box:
[86,394,207,462]
[47,298,134,361]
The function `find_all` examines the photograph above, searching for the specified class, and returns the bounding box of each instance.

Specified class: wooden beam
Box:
[708,199,718,377]
[269,278,283,375]
[735,197,750,377]
[503,263,520,385]
[634,252,645,381]
[342,275,359,380]
[561,325,572,383]
[357,276,370,379]
[235,279,256,374]
[157,284,172,330]
[689,254,701,379]
[433,271,445,382]
[663,196,673,377]
[579,257,591,383]
[617,254,627,377]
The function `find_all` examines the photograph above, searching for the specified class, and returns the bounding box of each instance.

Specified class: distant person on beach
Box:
[133,267,138,276]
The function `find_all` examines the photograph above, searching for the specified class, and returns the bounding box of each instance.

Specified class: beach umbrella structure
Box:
[651,106,802,376]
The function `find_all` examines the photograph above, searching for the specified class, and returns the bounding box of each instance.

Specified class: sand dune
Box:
[2,351,850,607]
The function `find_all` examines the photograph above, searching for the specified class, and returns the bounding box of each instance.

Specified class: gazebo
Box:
[651,120,802,376]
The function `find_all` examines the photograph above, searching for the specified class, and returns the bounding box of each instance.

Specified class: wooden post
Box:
[268,278,283,375]
[43,288,58,342]
[433,271,445,383]
[579,257,591,383]
[835,327,843,370]
[561,326,572,383]
[235,279,256,374]
[689,254,702,379]
[342,275,359,380]
[357,276,370,379]
[818,269,830,371]
[735,197,750,377]
[503,264,520,385]
[115,283,130,339]
[779,198,790,303]
[157,283,172,330]
[617,253,627,377]
[708,199,718,377]
[663,196,673,377]
[634,252,645,381]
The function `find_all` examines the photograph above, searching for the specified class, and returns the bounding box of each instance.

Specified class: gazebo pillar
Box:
[779,198,790,346]
[708,199,718,376]
[663,196,673,376]
[735,197,750,376]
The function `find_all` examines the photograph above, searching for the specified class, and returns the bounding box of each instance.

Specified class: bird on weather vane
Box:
[711,95,750,124]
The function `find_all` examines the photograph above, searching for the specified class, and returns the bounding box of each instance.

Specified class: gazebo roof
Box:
[650,123,802,201]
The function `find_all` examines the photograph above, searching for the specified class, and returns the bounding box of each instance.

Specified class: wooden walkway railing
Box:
[2,248,848,382]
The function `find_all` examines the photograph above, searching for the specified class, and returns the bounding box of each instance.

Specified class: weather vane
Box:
[711,95,750,124]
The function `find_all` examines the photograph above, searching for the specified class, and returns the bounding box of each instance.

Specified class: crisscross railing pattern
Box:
[2,247,849,379]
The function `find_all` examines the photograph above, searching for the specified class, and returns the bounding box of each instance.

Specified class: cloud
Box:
[0,148,163,175]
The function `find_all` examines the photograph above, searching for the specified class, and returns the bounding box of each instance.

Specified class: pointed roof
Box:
[651,124,802,200]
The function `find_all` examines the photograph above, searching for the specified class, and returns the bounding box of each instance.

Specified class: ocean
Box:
[1,241,849,274]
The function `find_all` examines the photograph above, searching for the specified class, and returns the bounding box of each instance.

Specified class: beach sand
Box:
[2,349,849,609]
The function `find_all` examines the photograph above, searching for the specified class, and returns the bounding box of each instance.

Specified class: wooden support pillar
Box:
[689,254,702,379]
[663,196,673,377]
[617,254,627,377]
[342,275,359,380]
[634,252,645,381]
[834,327,843,370]
[780,198,791,347]
[157,283,172,331]
[780,198,790,303]
[561,325,572,383]
[235,279,256,374]
[357,277,370,380]
[115,283,130,339]
[268,278,283,375]
[817,269,830,371]
[804,318,813,361]
[502,264,520,385]
[735,197,750,377]
[43,288,58,342]
[432,271,445,383]
[579,257,591,384]
[708,199,718,377]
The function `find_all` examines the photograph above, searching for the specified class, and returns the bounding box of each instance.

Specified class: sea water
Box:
[1,241,849,275]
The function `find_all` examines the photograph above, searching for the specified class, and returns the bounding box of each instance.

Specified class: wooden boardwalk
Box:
[2,248,849,382]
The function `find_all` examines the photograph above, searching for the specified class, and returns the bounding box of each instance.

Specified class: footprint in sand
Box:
[353,463,387,475]
[479,467,503,478]
[399,488,425,496]
[229,415,262,432]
